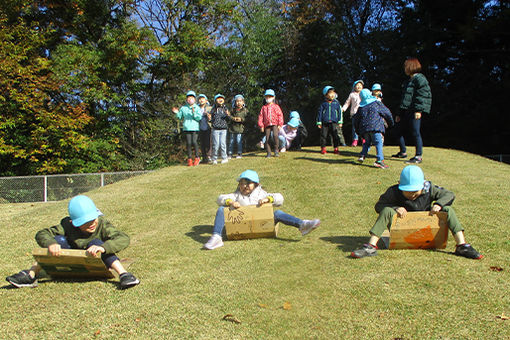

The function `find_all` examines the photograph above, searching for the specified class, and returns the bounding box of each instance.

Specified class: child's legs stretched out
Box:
[274,210,302,228]
[212,206,226,235]
[368,207,396,245]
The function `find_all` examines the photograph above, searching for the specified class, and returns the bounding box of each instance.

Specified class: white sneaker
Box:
[280,148,286,153]
[212,160,218,165]
[258,141,264,149]
[221,159,228,164]
[299,219,320,236]
[204,234,224,250]
[236,155,242,159]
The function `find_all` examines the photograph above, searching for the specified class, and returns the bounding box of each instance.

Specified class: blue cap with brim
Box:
[68,195,99,227]
[264,89,275,97]
[237,170,260,184]
[398,165,425,191]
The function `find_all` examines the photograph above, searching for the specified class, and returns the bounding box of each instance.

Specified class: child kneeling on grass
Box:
[204,170,321,250]
[351,165,483,259]
[6,195,140,289]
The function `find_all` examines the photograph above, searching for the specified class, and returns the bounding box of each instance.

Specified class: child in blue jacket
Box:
[173,91,202,166]
[353,89,394,169]
[317,86,343,154]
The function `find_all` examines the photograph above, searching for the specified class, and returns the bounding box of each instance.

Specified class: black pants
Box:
[264,125,279,153]
[185,131,199,159]
[199,129,211,160]
[320,122,340,148]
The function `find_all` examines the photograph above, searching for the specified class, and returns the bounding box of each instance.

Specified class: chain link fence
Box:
[0,171,152,204]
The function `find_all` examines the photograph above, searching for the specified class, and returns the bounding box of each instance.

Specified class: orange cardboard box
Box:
[224,204,278,240]
[379,211,448,250]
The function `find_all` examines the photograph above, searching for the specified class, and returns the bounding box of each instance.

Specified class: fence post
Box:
[44,176,47,202]
[101,173,104,187]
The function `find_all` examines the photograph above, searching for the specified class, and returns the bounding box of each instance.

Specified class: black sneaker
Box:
[119,272,140,289]
[454,244,483,259]
[351,244,378,258]
[6,270,38,288]
[392,152,407,158]
[405,156,422,164]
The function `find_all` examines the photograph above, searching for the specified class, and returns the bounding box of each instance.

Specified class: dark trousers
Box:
[54,235,119,268]
[395,113,423,156]
[199,129,211,161]
[320,122,340,148]
[185,131,199,159]
[264,125,279,153]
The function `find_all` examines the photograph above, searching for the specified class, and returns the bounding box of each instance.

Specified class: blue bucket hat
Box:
[197,94,208,101]
[322,86,335,96]
[214,94,225,102]
[237,170,260,184]
[352,80,364,90]
[289,111,300,120]
[186,91,196,98]
[399,166,425,191]
[288,118,300,128]
[359,89,377,107]
[371,83,382,91]
[264,89,275,97]
[234,94,244,101]
[68,195,99,227]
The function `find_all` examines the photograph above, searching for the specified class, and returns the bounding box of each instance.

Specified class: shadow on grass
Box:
[320,235,368,252]
[1,278,122,290]
[186,225,213,244]
[295,156,357,165]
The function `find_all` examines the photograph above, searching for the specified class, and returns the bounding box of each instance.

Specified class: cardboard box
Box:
[224,204,278,240]
[32,248,114,279]
[379,211,448,250]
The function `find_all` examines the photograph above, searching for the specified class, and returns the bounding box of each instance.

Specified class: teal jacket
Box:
[176,104,202,131]
[35,216,130,254]
[400,73,432,114]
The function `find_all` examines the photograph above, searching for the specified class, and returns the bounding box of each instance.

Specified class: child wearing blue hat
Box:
[371,83,383,101]
[204,170,321,250]
[210,94,231,164]
[6,195,139,289]
[258,89,284,157]
[198,94,212,163]
[342,80,364,146]
[317,86,344,154]
[278,117,300,153]
[228,94,248,159]
[173,91,202,166]
[352,89,394,168]
[351,166,482,259]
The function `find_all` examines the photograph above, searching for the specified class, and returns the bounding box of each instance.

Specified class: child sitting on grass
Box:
[6,195,140,289]
[351,166,483,259]
[204,170,321,250]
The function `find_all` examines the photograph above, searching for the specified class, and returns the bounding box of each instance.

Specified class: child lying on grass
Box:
[204,170,320,250]
[6,195,139,289]
[351,165,483,259]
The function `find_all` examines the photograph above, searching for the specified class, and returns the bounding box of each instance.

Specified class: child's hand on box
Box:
[429,204,442,215]
[48,243,62,256]
[258,198,270,205]
[87,245,105,257]
[230,201,241,209]
[395,207,408,218]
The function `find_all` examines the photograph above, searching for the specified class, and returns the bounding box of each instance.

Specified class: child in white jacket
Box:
[204,170,320,250]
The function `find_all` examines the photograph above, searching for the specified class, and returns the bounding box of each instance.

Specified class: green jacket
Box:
[228,107,248,133]
[400,73,432,114]
[35,216,130,254]
[176,103,202,131]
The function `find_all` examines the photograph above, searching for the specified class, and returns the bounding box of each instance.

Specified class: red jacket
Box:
[258,103,284,128]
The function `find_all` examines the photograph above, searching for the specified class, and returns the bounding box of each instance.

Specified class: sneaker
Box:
[266,153,271,158]
[6,270,37,288]
[374,160,389,169]
[280,148,286,153]
[212,160,218,165]
[351,140,358,147]
[221,158,229,164]
[320,147,327,154]
[299,219,321,236]
[236,154,242,159]
[187,158,193,166]
[258,141,264,149]
[391,152,407,158]
[405,156,422,164]
[193,157,200,166]
[454,244,483,259]
[204,234,224,250]
[334,148,339,154]
[351,244,378,258]
[274,151,279,157]
[227,155,232,160]
[119,272,140,289]
[357,155,365,163]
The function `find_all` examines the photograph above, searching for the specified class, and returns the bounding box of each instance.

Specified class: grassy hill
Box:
[1,146,509,339]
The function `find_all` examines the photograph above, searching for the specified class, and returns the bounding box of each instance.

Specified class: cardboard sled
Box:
[32,248,115,279]
[224,204,279,240]
[379,211,448,250]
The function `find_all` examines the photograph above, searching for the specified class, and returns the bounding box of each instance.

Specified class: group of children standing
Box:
[175,89,307,165]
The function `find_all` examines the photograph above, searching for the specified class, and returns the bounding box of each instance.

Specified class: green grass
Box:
[1,146,509,339]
